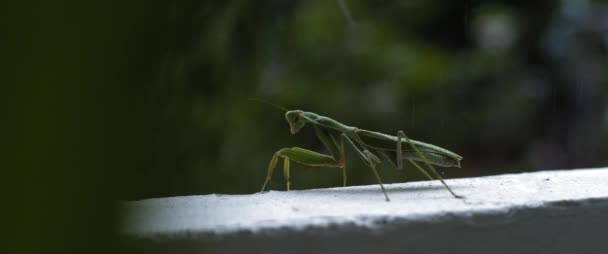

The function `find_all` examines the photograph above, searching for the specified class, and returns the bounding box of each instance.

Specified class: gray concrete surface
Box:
[120,168,608,254]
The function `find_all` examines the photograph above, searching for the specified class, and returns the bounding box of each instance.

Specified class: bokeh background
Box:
[141,0,608,198]
[5,0,608,253]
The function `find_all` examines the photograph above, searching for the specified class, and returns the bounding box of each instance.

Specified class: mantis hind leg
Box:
[260,147,342,192]
[397,130,463,198]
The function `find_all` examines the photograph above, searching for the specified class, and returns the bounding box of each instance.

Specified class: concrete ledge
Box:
[120,168,608,254]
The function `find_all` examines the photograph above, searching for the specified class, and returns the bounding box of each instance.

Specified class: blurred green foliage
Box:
[4,0,608,252]
[147,0,608,198]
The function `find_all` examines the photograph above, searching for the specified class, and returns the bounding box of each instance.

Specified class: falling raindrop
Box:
[337,0,355,27]
[464,0,469,36]
[576,80,584,101]
[410,97,416,129]
[552,87,557,114]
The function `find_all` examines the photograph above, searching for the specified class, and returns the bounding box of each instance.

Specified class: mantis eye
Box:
[293,116,300,122]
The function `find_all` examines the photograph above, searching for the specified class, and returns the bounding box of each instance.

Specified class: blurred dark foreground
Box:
[3,0,608,253]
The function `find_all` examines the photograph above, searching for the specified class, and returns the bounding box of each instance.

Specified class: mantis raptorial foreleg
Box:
[260,133,391,201]
[397,130,463,198]
[260,147,343,192]
[261,154,279,192]
[283,157,291,190]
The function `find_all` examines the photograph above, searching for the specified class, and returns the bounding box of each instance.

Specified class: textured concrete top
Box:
[120,167,608,238]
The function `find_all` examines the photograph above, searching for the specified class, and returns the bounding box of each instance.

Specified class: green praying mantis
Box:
[258,101,463,201]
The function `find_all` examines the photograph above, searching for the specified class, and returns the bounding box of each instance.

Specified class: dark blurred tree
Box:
[4,0,171,253]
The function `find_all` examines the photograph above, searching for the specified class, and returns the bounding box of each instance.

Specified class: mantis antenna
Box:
[248,98,323,126]
[248,98,288,112]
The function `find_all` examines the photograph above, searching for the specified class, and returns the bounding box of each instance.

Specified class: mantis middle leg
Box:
[341,133,390,201]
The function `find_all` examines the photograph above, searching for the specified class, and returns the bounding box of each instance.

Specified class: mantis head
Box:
[285,110,307,134]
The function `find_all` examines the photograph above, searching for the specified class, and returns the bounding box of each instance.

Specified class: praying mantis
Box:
[258,102,463,201]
